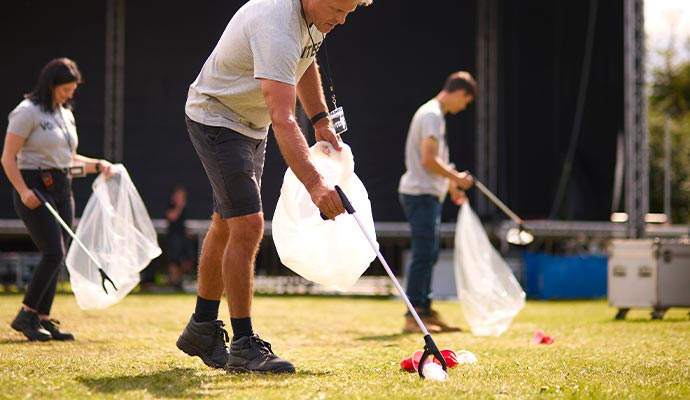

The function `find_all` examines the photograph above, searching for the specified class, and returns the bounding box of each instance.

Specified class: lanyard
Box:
[53,107,75,152]
[301,7,338,109]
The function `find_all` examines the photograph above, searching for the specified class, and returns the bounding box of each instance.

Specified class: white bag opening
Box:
[272,142,377,292]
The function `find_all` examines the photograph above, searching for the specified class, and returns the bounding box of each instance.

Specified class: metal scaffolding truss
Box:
[475,0,500,217]
[624,0,648,238]
[105,0,126,163]
[476,0,649,239]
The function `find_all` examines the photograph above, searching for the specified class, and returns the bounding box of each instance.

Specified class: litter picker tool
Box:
[472,179,534,246]
[33,189,117,294]
[321,186,447,379]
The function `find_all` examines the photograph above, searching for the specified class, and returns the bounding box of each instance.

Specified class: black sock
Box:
[194,296,220,323]
[230,317,254,340]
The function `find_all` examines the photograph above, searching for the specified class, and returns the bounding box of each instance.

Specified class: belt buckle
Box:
[68,165,86,178]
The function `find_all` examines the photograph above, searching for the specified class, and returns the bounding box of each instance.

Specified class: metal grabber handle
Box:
[472,178,534,246]
[33,189,117,294]
[321,186,447,378]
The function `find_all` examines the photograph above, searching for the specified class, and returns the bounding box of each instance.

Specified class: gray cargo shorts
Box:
[186,115,266,219]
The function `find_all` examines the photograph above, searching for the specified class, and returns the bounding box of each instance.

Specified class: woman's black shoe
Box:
[11,308,52,341]
[40,319,75,341]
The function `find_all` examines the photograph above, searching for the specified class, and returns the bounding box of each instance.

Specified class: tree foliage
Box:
[647,47,690,223]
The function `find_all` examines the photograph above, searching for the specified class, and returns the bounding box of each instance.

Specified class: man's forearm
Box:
[296,61,329,119]
[272,116,323,191]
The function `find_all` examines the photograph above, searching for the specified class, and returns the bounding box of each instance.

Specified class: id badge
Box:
[329,106,348,135]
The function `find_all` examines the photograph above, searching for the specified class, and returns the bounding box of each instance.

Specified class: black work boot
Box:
[11,308,51,341]
[40,319,75,341]
[176,314,230,369]
[226,334,295,374]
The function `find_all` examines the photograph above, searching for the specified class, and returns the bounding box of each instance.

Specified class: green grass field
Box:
[1,293,688,399]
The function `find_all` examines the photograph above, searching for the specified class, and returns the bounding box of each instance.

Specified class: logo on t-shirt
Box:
[40,121,54,131]
[300,40,322,59]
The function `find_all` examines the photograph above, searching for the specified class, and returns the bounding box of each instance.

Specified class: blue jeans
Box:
[400,194,442,313]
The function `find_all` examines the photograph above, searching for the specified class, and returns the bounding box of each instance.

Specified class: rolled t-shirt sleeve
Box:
[418,111,444,141]
[7,104,36,138]
[249,19,300,85]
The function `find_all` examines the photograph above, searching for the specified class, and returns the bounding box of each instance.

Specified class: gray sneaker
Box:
[176,314,230,369]
[226,334,295,374]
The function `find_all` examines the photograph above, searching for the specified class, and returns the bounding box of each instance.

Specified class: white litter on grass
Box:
[456,350,478,365]
[422,363,448,381]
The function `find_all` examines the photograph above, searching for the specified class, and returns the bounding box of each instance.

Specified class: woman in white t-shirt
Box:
[1,58,114,341]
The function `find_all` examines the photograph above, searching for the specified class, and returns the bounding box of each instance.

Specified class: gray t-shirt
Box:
[398,99,450,201]
[7,99,78,169]
[185,0,323,139]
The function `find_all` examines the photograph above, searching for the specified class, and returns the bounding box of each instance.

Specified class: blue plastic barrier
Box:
[523,252,608,300]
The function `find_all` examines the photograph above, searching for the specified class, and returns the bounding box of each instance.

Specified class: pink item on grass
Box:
[532,330,555,344]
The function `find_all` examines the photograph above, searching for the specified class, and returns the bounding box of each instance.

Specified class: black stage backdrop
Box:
[0,0,621,223]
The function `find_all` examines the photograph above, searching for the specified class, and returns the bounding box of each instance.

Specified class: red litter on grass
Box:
[400,349,460,372]
[437,349,459,368]
[400,350,425,372]
[532,330,555,344]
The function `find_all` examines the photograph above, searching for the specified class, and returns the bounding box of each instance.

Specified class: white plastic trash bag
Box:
[454,202,525,336]
[66,164,161,309]
[272,141,377,291]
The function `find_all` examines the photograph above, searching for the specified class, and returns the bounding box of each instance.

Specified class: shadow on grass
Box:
[0,338,34,344]
[608,317,690,324]
[77,367,333,398]
[77,367,213,398]
[356,333,406,341]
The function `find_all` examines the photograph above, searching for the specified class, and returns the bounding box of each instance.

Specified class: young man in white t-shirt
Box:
[177,0,373,374]
[398,71,476,334]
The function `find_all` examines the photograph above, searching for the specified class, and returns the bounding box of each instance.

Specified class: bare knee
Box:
[208,213,230,241]
[228,213,264,246]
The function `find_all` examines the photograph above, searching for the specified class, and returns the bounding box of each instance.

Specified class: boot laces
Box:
[248,336,274,356]
[213,320,230,344]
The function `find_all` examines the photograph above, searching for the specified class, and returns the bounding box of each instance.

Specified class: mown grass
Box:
[1,293,688,399]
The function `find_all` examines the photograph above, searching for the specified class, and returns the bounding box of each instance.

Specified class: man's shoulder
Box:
[418,99,442,114]
[412,100,443,124]
[241,0,299,24]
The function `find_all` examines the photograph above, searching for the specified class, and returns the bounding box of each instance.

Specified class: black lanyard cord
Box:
[302,7,338,109]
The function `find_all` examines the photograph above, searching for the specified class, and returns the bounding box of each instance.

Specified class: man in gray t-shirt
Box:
[177,0,373,374]
[398,71,476,334]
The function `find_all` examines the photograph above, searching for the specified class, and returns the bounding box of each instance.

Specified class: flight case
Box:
[608,238,690,319]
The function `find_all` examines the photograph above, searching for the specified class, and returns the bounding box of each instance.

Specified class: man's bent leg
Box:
[198,213,228,301]
[224,212,295,373]
[177,213,231,369]
[223,212,263,319]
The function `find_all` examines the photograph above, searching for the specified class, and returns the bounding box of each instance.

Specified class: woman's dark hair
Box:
[25,57,83,112]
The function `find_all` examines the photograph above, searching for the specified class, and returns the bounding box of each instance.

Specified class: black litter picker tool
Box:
[33,189,117,294]
[321,186,447,378]
[472,179,534,246]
